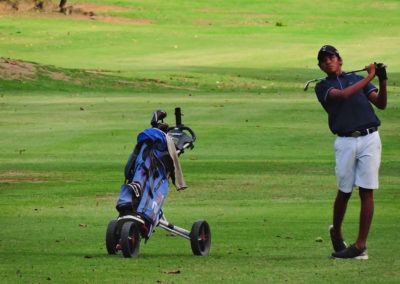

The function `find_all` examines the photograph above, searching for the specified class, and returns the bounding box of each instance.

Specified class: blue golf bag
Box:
[116,128,171,231]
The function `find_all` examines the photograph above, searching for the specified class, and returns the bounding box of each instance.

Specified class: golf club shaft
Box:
[303,68,366,91]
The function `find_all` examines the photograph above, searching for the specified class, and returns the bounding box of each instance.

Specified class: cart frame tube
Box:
[158,219,191,240]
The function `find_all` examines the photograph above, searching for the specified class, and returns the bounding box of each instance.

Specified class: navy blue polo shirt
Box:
[315,72,380,135]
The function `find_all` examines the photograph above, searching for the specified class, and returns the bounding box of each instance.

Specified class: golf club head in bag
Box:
[151,110,168,132]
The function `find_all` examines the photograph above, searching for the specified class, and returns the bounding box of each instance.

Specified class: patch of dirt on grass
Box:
[0,0,152,25]
[0,57,70,81]
[70,3,138,13]
[193,8,226,13]
[0,57,198,91]
[0,58,36,80]
[1,179,44,183]
[87,14,152,25]
[95,192,117,200]
[0,170,69,183]
[0,0,54,13]
[59,3,152,25]
[244,14,275,18]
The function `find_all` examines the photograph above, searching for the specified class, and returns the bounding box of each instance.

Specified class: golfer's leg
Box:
[354,133,380,249]
[333,190,351,239]
[355,187,374,250]
[333,136,355,239]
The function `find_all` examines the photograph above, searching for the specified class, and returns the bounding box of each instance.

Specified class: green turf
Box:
[1,0,400,283]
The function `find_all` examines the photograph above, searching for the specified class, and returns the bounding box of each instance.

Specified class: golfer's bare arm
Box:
[327,64,376,101]
[368,80,387,110]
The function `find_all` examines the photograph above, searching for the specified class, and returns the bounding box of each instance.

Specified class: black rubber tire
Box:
[189,220,211,256]
[106,219,120,255]
[120,221,141,258]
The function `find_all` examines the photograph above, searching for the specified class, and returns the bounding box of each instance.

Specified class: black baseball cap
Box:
[318,45,341,61]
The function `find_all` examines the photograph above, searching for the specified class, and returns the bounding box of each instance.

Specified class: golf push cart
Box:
[106,108,211,258]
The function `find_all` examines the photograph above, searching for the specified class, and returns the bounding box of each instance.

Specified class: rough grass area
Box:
[1,90,399,283]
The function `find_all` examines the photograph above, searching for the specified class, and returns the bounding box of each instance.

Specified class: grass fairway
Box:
[1,0,400,283]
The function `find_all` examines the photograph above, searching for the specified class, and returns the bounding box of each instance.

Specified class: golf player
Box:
[315,45,387,259]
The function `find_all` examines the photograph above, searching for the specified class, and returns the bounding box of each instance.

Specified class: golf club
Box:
[304,63,388,91]
[303,68,366,91]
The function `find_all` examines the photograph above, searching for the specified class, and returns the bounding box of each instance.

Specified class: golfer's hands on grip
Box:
[365,63,388,81]
[375,62,388,81]
[365,63,376,79]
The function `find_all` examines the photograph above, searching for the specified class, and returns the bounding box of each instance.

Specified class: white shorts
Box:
[334,131,381,193]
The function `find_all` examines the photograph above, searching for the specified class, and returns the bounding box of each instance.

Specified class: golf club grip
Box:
[175,107,182,126]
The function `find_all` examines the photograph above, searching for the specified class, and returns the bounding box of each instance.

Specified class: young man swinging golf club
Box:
[315,45,388,259]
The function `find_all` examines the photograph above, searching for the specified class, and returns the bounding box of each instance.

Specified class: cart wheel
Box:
[189,220,211,256]
[120,221,141,258]
[106,219,121,255]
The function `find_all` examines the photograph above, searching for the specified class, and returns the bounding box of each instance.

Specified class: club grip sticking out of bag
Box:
[175,107,182,127]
